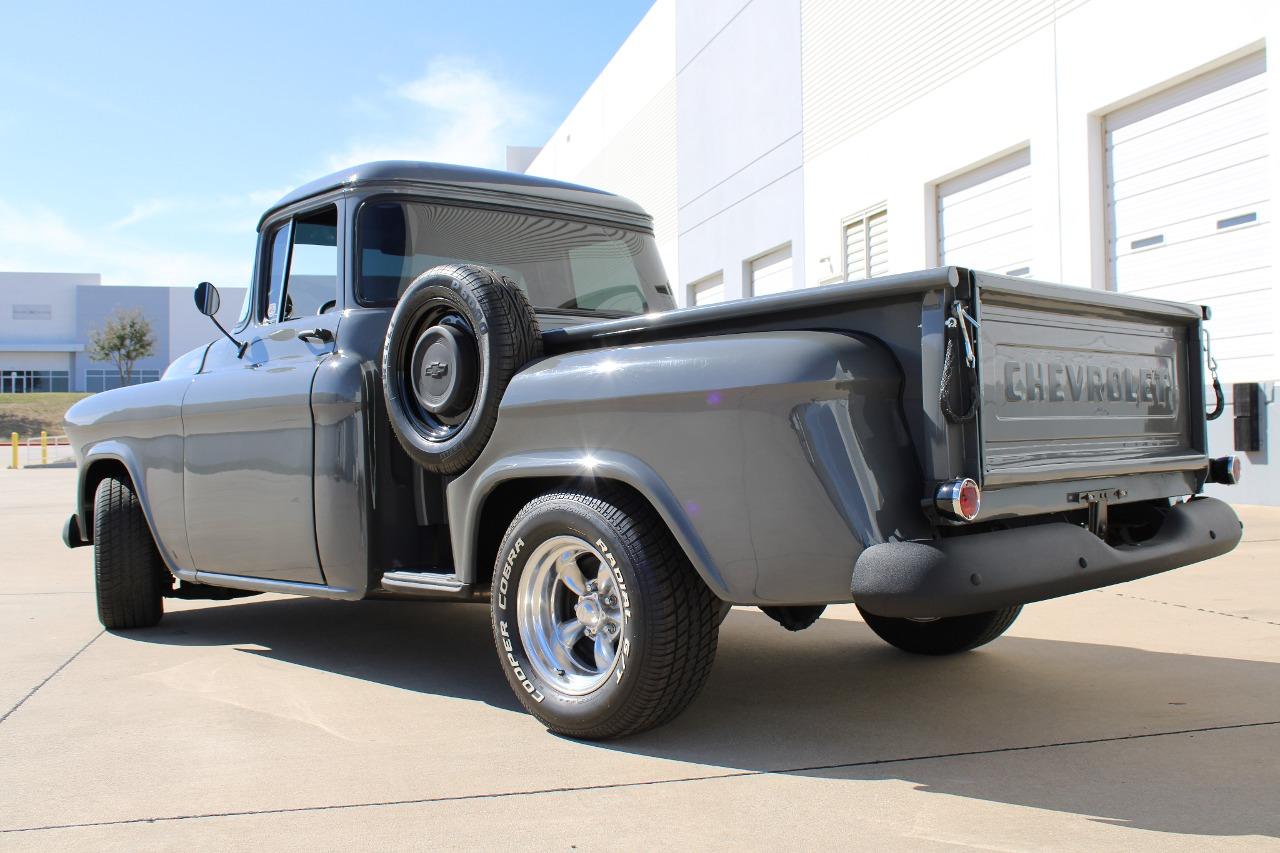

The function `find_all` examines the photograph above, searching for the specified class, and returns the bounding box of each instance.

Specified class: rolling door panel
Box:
[938,148,1032,276]
[1106,52,1270,380]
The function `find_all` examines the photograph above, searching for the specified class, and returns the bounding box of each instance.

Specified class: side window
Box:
[263,222,292,322]
[261,205,339,323]
[283,206,339,320]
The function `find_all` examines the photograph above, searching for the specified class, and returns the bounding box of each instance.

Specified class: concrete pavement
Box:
[0,467,1277,851]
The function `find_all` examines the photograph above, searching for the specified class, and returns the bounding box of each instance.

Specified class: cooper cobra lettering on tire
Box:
[499,620,543,702]
[490,488,721,739]
[381,263,541,475]
[496,537,524,610]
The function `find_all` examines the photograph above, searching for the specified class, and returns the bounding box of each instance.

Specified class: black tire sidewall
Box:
[382,274,496,467]
[858,606,1020,655]
[492,500,650,732]
[93,476,164,628]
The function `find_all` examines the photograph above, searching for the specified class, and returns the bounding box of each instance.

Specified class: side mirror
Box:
[194,281,221,316]
[194,281,247,359]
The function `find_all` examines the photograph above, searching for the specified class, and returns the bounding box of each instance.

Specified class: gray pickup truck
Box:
[62,161,1242,739]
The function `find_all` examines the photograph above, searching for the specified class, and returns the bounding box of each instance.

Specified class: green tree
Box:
[88,308,155,388]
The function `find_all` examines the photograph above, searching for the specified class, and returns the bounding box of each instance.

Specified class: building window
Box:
[1,370,70,393]
[688,272,725,306]
[85,369,161,393]
[843,208,888,281]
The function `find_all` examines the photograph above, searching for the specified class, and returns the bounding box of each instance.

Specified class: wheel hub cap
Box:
[516,536,626,695]
[575,594,605,632]
[409,323,477,417]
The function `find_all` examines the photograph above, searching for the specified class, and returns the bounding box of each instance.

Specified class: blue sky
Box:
[0,1,653,287]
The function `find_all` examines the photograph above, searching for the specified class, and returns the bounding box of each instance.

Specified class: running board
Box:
[379,571,487,601]
[184,569,364,601]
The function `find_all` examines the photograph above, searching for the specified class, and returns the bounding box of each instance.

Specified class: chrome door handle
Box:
[297,328,334,344]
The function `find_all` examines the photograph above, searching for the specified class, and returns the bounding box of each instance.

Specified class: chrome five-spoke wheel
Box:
[517,535,625,695]
[492,490,721,739]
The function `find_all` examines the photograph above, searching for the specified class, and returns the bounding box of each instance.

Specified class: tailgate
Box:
[975,277,1207,487]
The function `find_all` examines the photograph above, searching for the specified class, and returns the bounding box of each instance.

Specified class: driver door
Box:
[182,201,343,583]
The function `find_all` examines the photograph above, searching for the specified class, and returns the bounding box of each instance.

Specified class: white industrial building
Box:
[525,0,1278,504]
[0,272,245,393]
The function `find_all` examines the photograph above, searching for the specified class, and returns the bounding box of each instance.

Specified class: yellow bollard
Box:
[10,432,18,470]
[41,431,48,465]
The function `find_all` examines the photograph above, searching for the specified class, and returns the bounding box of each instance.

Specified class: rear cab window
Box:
[354,200,673,317]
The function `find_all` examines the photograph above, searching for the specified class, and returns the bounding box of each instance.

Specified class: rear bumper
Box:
[851,497,1241,618]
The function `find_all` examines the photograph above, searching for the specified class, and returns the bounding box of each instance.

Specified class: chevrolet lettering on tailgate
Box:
[1001,354,1175,412]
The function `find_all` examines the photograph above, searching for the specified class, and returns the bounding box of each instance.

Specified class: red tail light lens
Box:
[936,478,982,522]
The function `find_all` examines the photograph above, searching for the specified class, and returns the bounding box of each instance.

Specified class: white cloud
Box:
[328,58,542,171]
[108,198,173,231]
[0,61,546,286]
[200,186,293,235]
[0,197,250,287]
[0,182,297,285]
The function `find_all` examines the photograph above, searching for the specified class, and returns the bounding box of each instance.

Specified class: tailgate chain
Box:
[1202,328,1225,420]
[940,301,979,424]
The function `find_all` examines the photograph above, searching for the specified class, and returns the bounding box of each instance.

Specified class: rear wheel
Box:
[491,489,720,739]
[760,604,826,631]
[93,476,168,629]
[856,605,1020,655]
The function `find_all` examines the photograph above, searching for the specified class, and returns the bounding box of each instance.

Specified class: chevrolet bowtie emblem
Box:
[424,361,449,379]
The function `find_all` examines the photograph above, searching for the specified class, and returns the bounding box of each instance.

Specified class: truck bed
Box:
[541,267,1212,524]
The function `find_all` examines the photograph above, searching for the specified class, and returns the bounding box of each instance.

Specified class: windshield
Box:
[356,200,673,316]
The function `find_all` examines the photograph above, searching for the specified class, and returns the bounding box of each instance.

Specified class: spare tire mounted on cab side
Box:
[381,263,543,475]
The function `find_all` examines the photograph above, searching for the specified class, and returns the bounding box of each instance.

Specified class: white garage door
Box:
[749,245,792,296]
[689,272,725,306]
[1106,52,1270,379]
[937,147,1032,277]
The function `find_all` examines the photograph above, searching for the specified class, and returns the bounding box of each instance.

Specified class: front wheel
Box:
[856,605,1021,655]
[93,476,169,629]
[491,489,720,739]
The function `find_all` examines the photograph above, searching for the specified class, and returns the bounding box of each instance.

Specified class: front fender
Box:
[66,380,192,575]
[448,330,925,605]
[74,441,189,575]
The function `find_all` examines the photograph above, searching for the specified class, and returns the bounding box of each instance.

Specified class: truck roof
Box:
[262,161,652,231]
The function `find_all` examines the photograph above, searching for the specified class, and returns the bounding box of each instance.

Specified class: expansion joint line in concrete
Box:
[0,629,104,726]
[1112,592,1280,627]
[4,718,1278,835]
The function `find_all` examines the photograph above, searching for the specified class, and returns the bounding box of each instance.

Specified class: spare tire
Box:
[382,263,542,475]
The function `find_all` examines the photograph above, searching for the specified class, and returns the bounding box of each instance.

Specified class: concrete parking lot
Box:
[0,467,1276,851]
